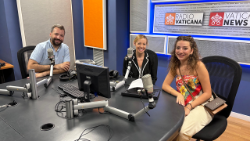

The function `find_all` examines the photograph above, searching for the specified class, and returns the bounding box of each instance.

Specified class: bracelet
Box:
[187,103,193,110]
[185,106,191,111]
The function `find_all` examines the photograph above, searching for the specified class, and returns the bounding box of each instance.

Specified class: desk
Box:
[0,76,184,141]
[0,59,15,84]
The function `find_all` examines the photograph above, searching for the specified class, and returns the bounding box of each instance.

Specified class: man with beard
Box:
[27,24,70,78]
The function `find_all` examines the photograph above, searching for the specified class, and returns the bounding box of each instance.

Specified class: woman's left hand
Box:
[184,107,190,116]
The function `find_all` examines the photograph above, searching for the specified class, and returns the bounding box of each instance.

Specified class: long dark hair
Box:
[169,36,200,76]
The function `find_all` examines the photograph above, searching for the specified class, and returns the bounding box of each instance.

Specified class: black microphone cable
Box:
[75,124,113,141]
[0,100,17,112]
[139,93,150,117]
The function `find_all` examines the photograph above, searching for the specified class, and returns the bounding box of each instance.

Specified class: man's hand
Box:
[27,72,48,78]
[54,62,70,71]
[35,72,47,78]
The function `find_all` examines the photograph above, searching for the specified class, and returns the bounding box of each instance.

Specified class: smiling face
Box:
[134,38,147,55]
[175,40,193,63]
[50,27,65,47]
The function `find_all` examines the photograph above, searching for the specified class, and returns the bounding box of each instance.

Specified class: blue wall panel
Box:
[4,0,22,80]
[115,0,129,74]
[72,0,93,60]
[105,0,117,70]
[0,0,11,64]
[0,0,22,80]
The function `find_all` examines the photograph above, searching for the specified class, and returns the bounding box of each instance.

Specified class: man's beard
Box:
[51,38,62,46]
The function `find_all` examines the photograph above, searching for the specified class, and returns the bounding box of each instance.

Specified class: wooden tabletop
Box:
[0,59,14,70]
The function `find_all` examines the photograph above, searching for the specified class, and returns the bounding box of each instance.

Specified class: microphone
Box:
[141,74,155,109]
[46,48,55,86]
[47,48,54,60]
[127,47,134,60]
[141,74,153,94]
[124,48,134,81]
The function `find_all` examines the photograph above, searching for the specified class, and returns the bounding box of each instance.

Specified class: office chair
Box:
[17,46,36,79]
[192,56,242,141]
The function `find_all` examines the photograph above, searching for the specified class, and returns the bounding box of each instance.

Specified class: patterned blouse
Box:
[176,75,202,106]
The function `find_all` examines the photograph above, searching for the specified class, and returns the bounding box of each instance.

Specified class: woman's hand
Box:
[176,93,185,106]
[184,104,192,116]
[184,107,191,116]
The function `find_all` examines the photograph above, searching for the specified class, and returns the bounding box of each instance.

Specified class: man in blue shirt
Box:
[27,24,70,78]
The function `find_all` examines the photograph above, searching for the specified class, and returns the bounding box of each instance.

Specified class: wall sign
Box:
[165,13,203,26]
[209,12,250,27]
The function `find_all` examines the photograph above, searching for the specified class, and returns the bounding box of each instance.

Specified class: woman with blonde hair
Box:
[162,36,213,141]
[123,34,158,84]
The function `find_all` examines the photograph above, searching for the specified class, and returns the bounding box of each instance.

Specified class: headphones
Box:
[0,62,5,67]
[59,69,77,81]
[109,70,119,79]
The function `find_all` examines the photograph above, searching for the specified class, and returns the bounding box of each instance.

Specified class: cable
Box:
[54,101,68,119]
[0,100,17,112]
[54,99,87,119]
[139,95,150,117]
[0,106,8,112]
[75,124,113,141]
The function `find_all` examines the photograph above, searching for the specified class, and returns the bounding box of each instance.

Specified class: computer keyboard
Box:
[58,83,85,98]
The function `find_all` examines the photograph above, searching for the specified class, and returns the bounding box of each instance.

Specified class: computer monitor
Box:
[76,63,111,101]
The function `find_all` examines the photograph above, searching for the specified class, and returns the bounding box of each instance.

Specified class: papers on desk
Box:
[128,78,143,90]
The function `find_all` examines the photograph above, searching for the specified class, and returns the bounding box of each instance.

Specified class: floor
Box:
[191,116,250,141]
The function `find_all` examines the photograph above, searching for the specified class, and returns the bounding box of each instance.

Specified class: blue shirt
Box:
[30,39,70,65]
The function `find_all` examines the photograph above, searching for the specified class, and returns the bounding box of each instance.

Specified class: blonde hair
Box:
[133,34,148,45]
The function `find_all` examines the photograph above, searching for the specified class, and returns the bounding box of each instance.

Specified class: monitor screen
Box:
[76,63,111,99]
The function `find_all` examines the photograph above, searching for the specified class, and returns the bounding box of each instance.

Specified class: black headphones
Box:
[109,70,119,79]
[59,70,77,81]
[0,62,5,68]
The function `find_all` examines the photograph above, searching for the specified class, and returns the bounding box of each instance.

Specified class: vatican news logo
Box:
[165,13,176,25]
[209,12,224,26]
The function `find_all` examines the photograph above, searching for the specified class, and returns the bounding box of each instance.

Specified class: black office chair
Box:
[192,56,242,141]
[146,49,158,84]
[17,46,36,79]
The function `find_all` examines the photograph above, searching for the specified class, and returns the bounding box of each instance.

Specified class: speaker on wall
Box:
[130,34,167,54]
[130,0,150,33]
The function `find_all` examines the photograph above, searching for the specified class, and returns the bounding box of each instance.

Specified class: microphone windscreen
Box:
[47,48,54,58]
[127,47,134,59]
[141,74,153,93]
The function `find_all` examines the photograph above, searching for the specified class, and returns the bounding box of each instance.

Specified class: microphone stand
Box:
[110,57,132,91]
[44,57,55,88]
[65,88,156,121]
[0,69,44,100]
